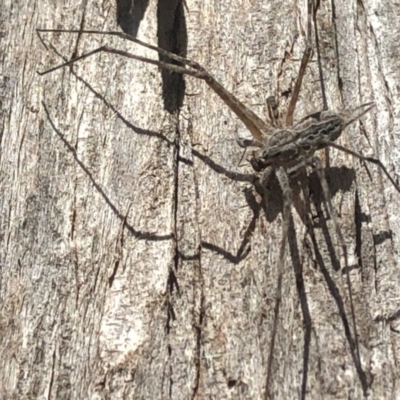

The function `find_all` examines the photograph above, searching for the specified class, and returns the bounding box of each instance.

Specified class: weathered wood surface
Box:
[1,0,400,398]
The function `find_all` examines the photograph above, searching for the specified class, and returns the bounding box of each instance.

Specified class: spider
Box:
[37,1,400,397]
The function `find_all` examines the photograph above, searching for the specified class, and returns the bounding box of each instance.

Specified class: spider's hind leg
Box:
[310,155,363,373]
[265,167,293,396]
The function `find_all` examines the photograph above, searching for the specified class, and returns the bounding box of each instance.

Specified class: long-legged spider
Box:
[37,1,400,397]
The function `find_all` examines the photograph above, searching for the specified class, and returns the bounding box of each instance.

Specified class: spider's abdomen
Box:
[251,111,345,173]
[294,110,345,145]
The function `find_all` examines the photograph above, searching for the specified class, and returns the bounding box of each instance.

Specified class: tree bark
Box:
[1,0,400,398]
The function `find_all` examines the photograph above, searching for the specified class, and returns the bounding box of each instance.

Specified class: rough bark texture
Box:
[1,0,400,399]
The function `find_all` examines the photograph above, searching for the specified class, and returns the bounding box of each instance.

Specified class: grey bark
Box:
[1,0,400,399]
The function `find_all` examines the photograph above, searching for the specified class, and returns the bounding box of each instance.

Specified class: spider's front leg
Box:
[37,28,274,145]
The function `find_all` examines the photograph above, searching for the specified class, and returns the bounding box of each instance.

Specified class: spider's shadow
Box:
[261,167,355,223]
[116,0,187,113]
[258,167,372,397]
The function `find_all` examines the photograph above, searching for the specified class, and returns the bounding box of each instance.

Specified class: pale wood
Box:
[1,0,400,399]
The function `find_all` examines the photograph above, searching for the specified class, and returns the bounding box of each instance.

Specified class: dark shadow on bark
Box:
[116,0,149,36]
[182,161,358,264]
[307,216,371,395]
[260,166,356,224]
[69,71,175,145]
[157,0,187,113]
[307,167,355,209]
[42,101,173,242]
[308,169,370,394]
[373,230,393,245]
[311,199,341,271]
[116,0,187,113]
[201,186,261,263]
[256,165,370,396]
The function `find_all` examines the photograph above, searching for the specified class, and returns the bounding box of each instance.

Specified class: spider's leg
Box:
[260,166,274,188]
[285,0,314,126]
[37,45,206,79]
[311,0,328,110]
[285,0,328,126]
[36,29,200,70]
[265,167,292,396]
[328,142,400,193]
[37,29,273,143]
[311,155,361,359]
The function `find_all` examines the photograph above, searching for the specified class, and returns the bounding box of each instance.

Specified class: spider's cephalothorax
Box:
[250,102,374,174]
